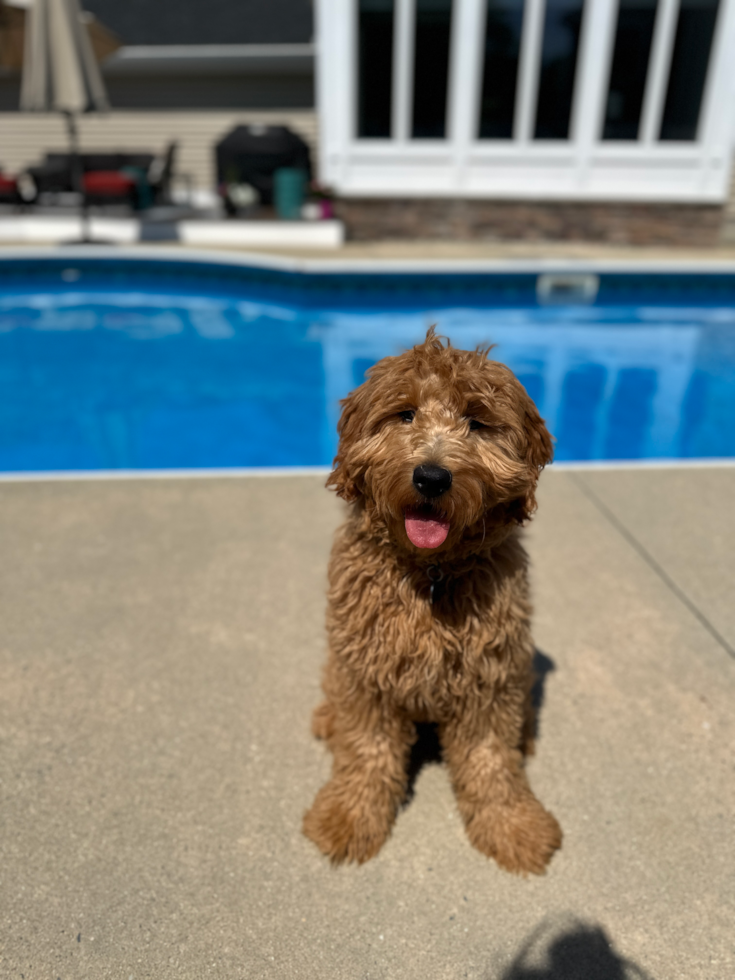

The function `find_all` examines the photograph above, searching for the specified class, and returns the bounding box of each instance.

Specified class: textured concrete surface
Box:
[171,239,735,260]
[575,467,735,654]
[0,469,733,980]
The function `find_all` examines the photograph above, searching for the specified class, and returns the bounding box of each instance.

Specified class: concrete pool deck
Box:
[186,238,735,263]
[0,466,733,980]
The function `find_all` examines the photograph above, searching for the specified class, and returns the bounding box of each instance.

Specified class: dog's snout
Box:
[413,464,452,499]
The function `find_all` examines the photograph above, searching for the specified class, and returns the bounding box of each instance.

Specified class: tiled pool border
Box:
[4,247,735,307]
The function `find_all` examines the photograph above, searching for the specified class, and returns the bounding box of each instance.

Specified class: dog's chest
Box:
[329,556,526,716]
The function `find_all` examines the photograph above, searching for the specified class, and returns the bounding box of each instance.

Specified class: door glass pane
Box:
[358,0,395,138]
[478,0,526,139]
[412,0,454,138]
[659,0,720,141]
[533,0,586,140]
[603,0,658,140]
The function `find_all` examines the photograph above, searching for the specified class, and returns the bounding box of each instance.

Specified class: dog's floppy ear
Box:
[512,393,553,523]
[326,382,371,502]
[523,396,554,472]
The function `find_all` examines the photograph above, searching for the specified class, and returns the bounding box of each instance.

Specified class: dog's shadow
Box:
[404,649,556,804]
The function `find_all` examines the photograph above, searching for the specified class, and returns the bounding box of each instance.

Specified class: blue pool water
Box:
[1,256,735,471]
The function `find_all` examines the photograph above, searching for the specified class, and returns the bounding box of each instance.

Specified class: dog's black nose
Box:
[413,464,452,499]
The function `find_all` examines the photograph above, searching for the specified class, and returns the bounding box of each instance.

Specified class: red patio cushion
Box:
[83,171,136,195]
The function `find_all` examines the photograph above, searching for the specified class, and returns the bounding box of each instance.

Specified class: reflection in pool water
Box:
[1,279,734,470]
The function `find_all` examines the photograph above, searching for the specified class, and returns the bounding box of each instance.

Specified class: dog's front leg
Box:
[441,690,562,875]
[303,695,413,864]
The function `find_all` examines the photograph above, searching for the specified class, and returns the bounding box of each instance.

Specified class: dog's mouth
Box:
[404,506,450,549]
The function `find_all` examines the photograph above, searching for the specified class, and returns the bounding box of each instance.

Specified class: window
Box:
[603,0,658,140]
[478,0,526,139]
[358,0,395,138]
[659,0,721,140]
[533,0,586,140]
[342,0,727,191]
[412,0,454,138]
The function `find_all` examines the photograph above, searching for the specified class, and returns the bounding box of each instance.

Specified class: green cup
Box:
[274,167,306,220]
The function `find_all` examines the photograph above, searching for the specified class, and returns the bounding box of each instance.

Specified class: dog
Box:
[303,328,562,874]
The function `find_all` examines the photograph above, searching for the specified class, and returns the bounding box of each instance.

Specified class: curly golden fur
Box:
[303,328,562,874]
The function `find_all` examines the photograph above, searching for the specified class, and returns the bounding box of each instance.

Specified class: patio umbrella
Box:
[20,0,110,239]
[1,0,120,70]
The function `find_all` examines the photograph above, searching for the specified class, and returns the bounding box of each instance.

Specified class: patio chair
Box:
[82,143,178,210]
[146,141,178,205]
[0,168,19,202]
[82,169,138,207]
[82,152,153,210]
[24,151,152,208]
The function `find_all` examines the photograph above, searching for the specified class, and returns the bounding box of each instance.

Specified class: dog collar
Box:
[427,565,445,604]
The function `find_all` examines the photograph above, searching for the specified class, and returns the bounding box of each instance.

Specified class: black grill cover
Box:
[215,125,312,205]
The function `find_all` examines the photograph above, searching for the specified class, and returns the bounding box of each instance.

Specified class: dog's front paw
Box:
[465,795,562,876]
[303,781,394,864]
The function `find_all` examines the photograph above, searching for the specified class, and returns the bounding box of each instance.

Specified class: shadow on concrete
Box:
[405,722,443,803]
[500,919,653,980]
[529,648,556,744]
[403,650,557,803]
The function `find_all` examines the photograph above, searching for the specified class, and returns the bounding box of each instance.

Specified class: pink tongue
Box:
[405,510,450,549]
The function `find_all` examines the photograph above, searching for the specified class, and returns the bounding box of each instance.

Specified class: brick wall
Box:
[334,198,725,246]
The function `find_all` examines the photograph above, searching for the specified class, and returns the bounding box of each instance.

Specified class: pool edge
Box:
[4,244,735,275]
[0,459,733,483]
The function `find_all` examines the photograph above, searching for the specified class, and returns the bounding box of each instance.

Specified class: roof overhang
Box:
[102,44,315,76]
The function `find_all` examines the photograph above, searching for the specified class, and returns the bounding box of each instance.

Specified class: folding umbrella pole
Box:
[63,109,91,243]
[21,0,110,244]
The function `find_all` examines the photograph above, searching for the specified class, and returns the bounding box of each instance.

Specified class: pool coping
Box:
[3,243,735,275]
[0,459,733,482]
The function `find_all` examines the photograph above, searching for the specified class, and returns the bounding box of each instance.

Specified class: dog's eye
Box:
[398,410,415,423]
[468,419,487,431]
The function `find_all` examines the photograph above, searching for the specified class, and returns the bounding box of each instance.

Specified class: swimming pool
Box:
[1,251,734,472]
